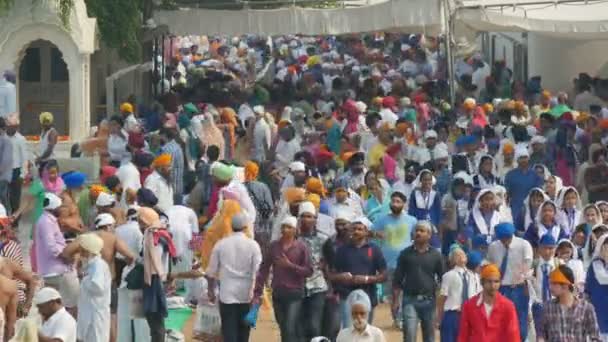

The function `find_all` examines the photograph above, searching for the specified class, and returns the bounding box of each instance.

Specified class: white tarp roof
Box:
[456,0,608,39]
[154,0,442,36]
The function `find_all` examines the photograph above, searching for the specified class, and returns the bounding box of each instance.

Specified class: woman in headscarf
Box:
[493,185,513,223]
[555,239,586,293]
[364,175,390,223]
[473,155,501,189]
[219,107,238,159]
[199,199,251,269]
[584,233,608,339]
[243,161,274,253]
[523,200,568,249]
[336,290,386,342]
[41,160,64,195]
[544,174,563,202]
[198,111,225,161]
[466,189,501,245]
[408,169,442,248]
[597,201,608,224]
[515,188,548,235]
[556,186,583,236]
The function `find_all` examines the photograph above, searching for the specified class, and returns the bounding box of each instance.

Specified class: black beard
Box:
[390,206,402,215]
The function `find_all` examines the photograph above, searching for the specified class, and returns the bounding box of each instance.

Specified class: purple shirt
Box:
[254,239,313,298]
[35,211,72,277]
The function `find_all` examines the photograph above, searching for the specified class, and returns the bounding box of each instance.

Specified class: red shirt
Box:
[458,293,520,342]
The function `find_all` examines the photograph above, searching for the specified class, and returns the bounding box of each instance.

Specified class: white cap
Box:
[530,135,547,145]
[33,287,62,305]
[424,130,438,140]
[289,161,306,172]
[96,192,116,207]
[94,213,116,228]
[515,145,530,160]
[281,216,298,228]
[352,216,372,229]
[298,201,317,217]
[43,193,62,211]
[333,207,354,222]
[433,146,449,160]
[253,105,265,115]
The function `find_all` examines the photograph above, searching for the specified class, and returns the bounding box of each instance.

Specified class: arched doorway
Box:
[18,40,70,136]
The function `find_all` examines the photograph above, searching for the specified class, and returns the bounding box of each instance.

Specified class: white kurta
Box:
[144,171,174,213]
[77,255,112,342]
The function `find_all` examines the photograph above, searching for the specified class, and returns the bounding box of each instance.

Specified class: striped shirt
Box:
[0,240,26,302]
[161,139,184,198]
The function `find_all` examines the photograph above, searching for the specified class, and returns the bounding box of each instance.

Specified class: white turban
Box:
[78,233,104,255]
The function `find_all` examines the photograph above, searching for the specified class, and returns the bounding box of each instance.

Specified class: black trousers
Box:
[9,168,21,215]
[145,312,166,342]
[219,302,252,342]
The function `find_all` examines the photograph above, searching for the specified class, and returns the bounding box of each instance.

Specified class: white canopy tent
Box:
[153,0,443,36]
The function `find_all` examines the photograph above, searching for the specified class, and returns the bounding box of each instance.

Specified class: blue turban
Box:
[495,222,515,240]
[539,233,557,247]
[467,250,483,270]
[319,200,330,216]
[472,235,489,249]
[62,171,87,189]
[137,188,158,207]
[487,138,500,150]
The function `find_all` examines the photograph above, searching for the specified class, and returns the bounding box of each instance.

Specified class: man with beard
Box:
[392,161,420,201]
[371,190,417,329]
[333,217,387,327]
[144,153,174,213]
[336,152,367,192]
[281,161,309,190]
[323,209,353,340]
[392,221,444,342]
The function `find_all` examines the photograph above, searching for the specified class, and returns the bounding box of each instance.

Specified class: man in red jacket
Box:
[458,263,520,342]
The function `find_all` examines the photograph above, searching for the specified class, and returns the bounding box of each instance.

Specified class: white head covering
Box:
[352,216,372,229]
[43,193,62,210]
[94,213,116,229]
[281,216,298,228]
[433,146,449,160]
[298,201,317,217]
[424,130,438,140]
[96,192,116,207]
[514,144,530,160]
[78,233,104,255]
[33,287,62,305]
[346,289,372,316]
[289,161,306,172]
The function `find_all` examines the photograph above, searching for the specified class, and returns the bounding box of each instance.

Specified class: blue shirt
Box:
[371,212,417,269]
[504,167,543,222]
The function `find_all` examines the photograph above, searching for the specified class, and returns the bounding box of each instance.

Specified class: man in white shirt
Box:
[487,222,533,342]
[166,205,199,289]
[436,247,480,342]
[206,213,262,342]
[251,105,271,163]
[414,130,446,166]
[36,287,77,342]
[5,113,28,213]
[531,234,558,338]
[337,290,386,342]
[144,154,174,213]
[120,103,139,133]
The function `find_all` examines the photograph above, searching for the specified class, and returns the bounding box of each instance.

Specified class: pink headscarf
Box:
[42,169,65,195]
[342,99,360,135]
[383,154,398,183]
[100,166,118,185]
[471,106,488,128]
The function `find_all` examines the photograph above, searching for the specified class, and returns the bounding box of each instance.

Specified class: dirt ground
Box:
[184,303,428,342]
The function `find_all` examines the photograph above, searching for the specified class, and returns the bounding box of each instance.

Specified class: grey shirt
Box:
[0,134,13,181]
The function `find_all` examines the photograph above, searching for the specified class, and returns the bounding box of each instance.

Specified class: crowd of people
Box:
[1,32,608,342]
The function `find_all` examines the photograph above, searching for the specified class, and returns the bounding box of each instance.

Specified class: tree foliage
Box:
[0,0,144,63]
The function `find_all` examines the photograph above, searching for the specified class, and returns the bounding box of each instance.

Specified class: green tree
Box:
[0,0,145,63]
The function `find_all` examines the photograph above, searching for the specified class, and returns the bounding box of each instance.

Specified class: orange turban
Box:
[600,119,608,130]
[306,178,326,197]
[503,143,514,155]
[153,154,172,168]
[549,268,572,285]
[283,187,307,204]
[341,151,355,163]
[505,100,516,110]
[395,122,409,136]
[541,90,551,100]
[89,184,107,200]
[482,103,494,114]
[463,98,476,111]
[307,193,321,210]
[244,161,259,182]
[480,264,501,280]
[278,120,291,130]
[120,102,133,113]
[514,101,526,113]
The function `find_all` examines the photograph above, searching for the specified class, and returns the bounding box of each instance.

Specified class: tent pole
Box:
[444,0,456,106]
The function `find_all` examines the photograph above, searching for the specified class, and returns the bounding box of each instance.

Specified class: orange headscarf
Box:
[89,184,108,200]
[199,200,251,269]
[549,268,572,285]
[244,161,259,182]
[480,263,501,280]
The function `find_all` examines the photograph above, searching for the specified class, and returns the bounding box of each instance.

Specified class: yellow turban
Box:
[89,184,108,200]
[541,90,551,100]
[549,268,572,285]
[306,178,326,197]
[482,103,494,114]
[244,161,259,182]
[306,193,321,210]
[78,233,104,255]
[153,154,172,168]
[138,207,161,229]
[283,187,307,205]
[480,263,501,280]
[120,102,134,113]
[576,111,590,123]
[39,112,53,125]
